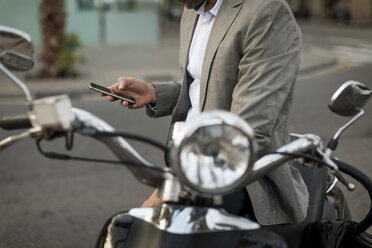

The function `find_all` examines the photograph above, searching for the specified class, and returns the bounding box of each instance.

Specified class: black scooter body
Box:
[264,163,351,248]
[96,212,287,248]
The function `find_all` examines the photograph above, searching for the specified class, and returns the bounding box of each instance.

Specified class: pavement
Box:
[0,23,340,103]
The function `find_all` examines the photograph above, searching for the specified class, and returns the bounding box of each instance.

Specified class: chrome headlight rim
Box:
[173,111,255,196]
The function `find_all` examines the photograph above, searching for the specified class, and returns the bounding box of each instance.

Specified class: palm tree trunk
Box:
[38,0,65,77]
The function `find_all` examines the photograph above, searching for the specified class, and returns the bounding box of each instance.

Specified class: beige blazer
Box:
[147,0,309,225]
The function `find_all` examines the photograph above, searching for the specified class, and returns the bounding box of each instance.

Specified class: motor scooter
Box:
[1,25,371,248]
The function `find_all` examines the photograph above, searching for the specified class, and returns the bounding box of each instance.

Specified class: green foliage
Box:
[52,33,84,77]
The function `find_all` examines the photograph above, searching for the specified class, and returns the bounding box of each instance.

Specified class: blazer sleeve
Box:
[146,80,182,118]
[230,1,302,154]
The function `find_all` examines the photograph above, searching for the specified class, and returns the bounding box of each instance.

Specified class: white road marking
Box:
[332,45,372,66]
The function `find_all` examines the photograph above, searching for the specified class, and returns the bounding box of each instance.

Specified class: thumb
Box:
[118,80,126,90]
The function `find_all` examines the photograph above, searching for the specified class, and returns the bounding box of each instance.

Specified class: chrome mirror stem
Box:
[325,109,364,157]
[0,62,33,108]
[334,109,364,141]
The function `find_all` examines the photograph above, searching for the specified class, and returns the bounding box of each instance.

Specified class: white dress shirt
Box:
[185,0,223,122]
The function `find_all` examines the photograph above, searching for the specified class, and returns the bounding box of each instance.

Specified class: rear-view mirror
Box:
[329,81,372,117]
[0,25,34,71]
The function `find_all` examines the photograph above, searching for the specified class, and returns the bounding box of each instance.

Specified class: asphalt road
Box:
[0,23,372,247]
[0,100,172,247]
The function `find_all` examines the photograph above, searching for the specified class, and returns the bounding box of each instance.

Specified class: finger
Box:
[118,79,127,91]
[129,103,141,109]
[114,77,128,91]
[108,80,122,91]
[107,95,116,101]
[99,92,107,97]
[121,100,129,108]
[121,100,138,109]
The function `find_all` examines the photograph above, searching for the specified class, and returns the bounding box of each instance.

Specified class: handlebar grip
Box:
[0,114,32,130]
[332,158,372,236]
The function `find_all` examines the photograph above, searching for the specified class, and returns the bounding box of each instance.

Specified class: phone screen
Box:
[89,82,136,104]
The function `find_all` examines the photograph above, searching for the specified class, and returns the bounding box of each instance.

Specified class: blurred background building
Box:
[0,0,371,46]
[288,0,372,24]
[0,0,161,45]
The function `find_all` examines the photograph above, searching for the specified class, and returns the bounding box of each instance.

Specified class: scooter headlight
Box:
[173,111,255,195]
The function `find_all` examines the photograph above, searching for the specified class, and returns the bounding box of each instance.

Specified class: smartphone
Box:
[89,82,136,104]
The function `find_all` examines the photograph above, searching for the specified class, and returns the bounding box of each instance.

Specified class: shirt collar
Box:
[195,0,223,17]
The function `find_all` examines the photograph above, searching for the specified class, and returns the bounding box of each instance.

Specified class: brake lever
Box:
[316,148,339,171]
[1,130,30,151]
[317,148,356,191]
[0,127,42,151]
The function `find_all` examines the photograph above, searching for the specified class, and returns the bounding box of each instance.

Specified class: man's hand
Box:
[102,77,156,109]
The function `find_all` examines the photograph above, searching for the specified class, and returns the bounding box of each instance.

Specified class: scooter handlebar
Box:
[0,114,31,130]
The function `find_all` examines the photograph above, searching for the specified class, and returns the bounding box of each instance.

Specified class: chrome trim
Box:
[330,80,371,104]
[325,109,364,157]
[330,80,355,103]
[0,25,32,42]
[0,25,34,106]
[172,110,255,195]
[0,62,33,106]
[248,134,323,183]
[334,109,364,140]
[128,204,260,234]
[72,108,173,188]
[158,177,181,202]
[326,175,339,194]
[73,108,151,166]
[181,111,255,143]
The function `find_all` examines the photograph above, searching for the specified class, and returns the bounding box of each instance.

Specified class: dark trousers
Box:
[219,188,257,221]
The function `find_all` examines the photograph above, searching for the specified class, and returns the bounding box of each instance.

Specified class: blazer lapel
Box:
[180,8,198,71]
[199,0,243,110]
[171,8,198,122]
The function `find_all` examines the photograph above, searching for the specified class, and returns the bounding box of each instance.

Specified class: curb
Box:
[33,89,92,99]
[0,49,340,99]
[0,89,93,99]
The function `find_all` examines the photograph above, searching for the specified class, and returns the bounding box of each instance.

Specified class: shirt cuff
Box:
[147,103,157,112]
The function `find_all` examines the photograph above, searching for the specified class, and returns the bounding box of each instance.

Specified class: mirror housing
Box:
[329,81,372,117]
[0,50,34,71]
[0,25,34,71]
[0,25,34,106]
